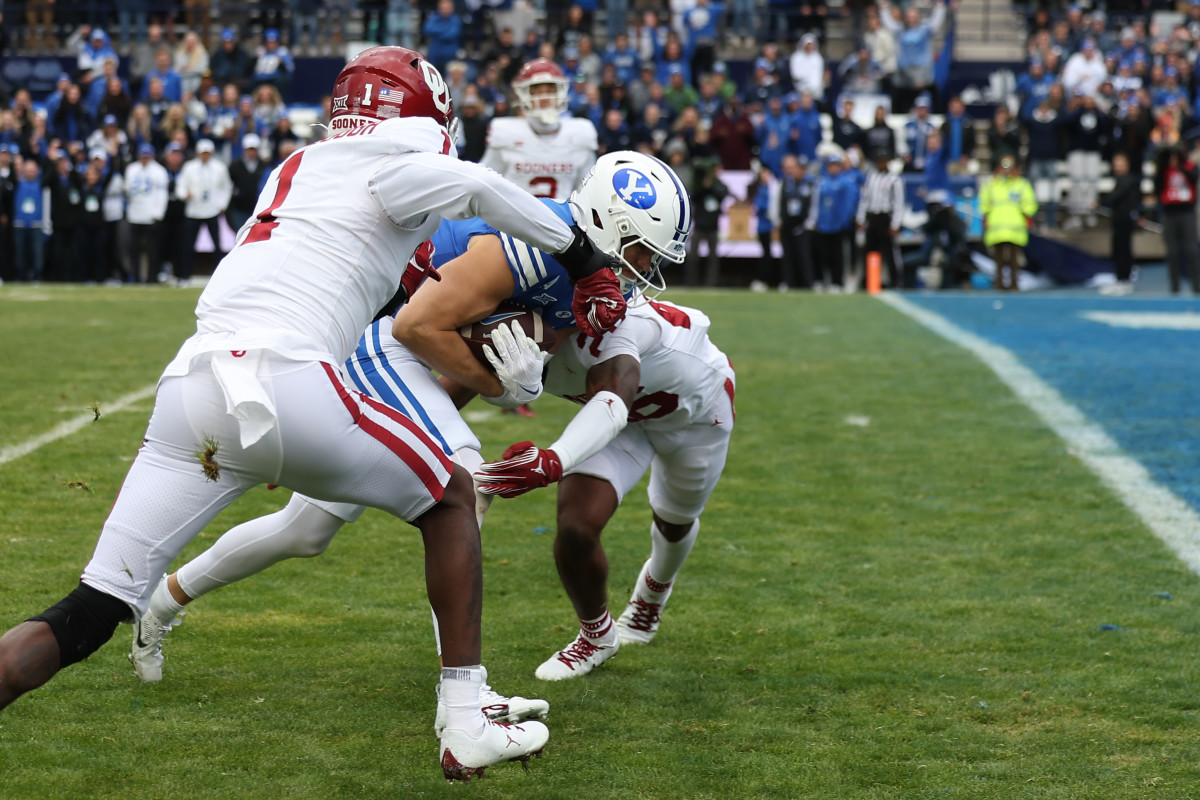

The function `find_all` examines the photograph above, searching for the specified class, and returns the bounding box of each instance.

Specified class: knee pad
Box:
[28,582,131,668]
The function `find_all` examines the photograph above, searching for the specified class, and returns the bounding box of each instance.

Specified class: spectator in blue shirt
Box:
[44,73,74,124]
[788,91,822,163]
[78,28,119,75]
[806,156,857,292]
[940,95,974,169]
[12,159,48,282]
[879,0,951,112]
[1016,58,1055,118]
[683,0,724,84]
[423,0,463,74]
[1154,68,1189,113]
[603,32,640,85]
[758,95,791,176]
[87,59,128,118]
[751,166,778,292]
[923,131,951,200]
[140,49,183,103]
[252,29,295,93]
[903,94,936,172]
[655,39,692,88]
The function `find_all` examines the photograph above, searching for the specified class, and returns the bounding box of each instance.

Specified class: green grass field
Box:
[1,285,1199,799]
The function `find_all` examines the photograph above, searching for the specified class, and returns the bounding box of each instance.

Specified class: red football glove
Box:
[474,440,564,498]
[397,238,441,305]
[571,267,626,338]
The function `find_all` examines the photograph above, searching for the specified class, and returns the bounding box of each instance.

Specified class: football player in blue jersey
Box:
[128,150,691,711]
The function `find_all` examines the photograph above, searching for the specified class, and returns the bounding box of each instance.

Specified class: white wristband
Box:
[549,390,628,472]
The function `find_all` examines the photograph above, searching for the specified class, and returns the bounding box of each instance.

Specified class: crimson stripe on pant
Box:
[321,362,452,502]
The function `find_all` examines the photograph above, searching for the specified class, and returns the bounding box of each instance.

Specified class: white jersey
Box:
[480,116,598,200]
[167,116,574,374]
[543,299,735,431]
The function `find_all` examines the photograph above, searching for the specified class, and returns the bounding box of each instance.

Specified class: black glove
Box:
[557,224,621,283]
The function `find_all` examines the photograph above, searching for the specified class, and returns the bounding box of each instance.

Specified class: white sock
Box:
[646,519,698,592]
[440,665,486,737]
[580,611,617,646]
[148,576,185,624]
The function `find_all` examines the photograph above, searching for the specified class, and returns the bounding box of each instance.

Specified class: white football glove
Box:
[482,321,551,408]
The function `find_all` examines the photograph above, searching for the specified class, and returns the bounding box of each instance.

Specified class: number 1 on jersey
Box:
[243,151,305,245]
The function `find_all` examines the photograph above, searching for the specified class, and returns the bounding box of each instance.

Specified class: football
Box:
[459,301,554,369]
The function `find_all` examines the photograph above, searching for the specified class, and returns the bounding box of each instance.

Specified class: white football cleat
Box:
[534,633,618,681]
[439,718,548,782]
[616,563,674,645]
[434,667,550,736]
[128,606,185,683]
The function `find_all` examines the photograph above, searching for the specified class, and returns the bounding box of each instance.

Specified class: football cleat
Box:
[128,605,186,683]
[616,562,674,645]
[433,669,550,736]
[534,633,618,681]
[439,718,548,782]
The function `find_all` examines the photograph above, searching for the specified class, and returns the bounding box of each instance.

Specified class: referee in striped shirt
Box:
[856,150,907,289]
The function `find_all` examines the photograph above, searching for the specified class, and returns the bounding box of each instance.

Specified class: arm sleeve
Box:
[368,155,573,254]
[929,2,947,34]
[879,5,901,32]
[549,390,629,472]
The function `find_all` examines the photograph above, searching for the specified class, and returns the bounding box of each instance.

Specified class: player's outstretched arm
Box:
[474,355,639,498]
[393,235,516,400]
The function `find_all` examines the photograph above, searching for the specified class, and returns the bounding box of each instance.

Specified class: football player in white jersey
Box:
[480,59,599,202]
[472,167,734,681]
[475,299,735,681]
[0,46,630,782]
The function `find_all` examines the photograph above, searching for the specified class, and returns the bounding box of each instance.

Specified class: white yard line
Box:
[0,384,157,466]
[880,294,1200,575]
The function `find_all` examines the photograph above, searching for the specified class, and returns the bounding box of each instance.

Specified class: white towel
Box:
[210,349,278,449]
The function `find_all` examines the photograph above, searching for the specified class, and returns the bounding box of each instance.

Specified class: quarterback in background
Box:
[481,59,598,202]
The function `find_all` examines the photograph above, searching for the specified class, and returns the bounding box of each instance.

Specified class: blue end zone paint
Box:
[905,295,1200,511]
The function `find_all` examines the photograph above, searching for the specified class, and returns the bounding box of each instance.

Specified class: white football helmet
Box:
[570,151,692,301]
[513,59,569,133]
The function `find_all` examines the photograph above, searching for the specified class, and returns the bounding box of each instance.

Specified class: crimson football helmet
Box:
[330,46,456,135]
[512,59,569,132]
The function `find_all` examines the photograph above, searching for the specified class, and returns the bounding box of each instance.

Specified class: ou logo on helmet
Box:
[420,61,452,117]
[613,168,657,209]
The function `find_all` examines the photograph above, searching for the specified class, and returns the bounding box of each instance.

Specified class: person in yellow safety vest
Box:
[980,154,1038,291]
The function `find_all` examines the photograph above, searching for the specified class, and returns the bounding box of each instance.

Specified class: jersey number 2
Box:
[529,176,557,198]
[243,151,305,245]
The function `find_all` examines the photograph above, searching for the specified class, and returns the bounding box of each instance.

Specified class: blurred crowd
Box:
[5,0,1196,290]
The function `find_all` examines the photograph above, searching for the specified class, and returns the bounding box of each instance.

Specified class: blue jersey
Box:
[430,198,579,330]
[349,199,580,456]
